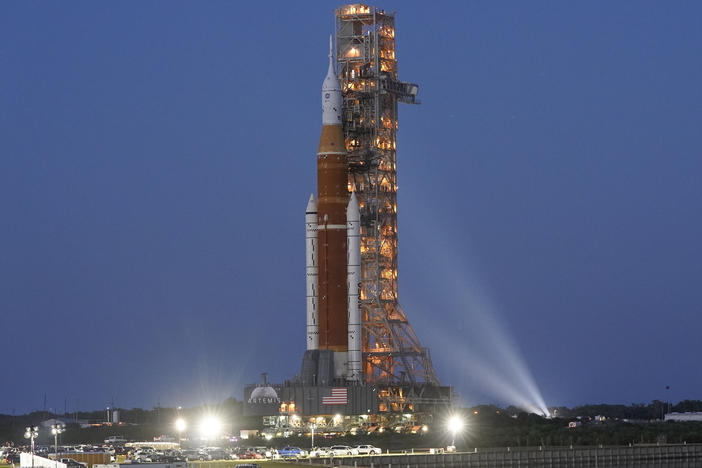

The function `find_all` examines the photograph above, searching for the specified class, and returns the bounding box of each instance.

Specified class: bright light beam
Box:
[402,213,551,418]
[453,286,551,417]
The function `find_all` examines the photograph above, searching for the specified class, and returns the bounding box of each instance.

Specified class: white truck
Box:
[104,436,127,444]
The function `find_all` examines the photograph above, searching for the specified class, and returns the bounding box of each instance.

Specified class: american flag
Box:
[322,387,348,405]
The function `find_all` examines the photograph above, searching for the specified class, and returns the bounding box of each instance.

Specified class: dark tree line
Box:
[551,400,702,420]
[1,399,701,448]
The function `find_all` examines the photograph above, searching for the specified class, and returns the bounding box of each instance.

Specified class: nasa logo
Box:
[325,93,330,99]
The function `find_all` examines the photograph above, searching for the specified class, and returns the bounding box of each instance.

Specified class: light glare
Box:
[447,415,463,434]
[199,415,222,439]
[175,418,186,433]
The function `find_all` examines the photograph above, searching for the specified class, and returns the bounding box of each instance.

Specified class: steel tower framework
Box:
[335,4,439,386]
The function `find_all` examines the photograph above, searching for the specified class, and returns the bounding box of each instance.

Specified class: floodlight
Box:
[447,415,464,446]
[175,418,186,433]
[24,426,39,456]
[199,415,222,439]
[448,415,463,433]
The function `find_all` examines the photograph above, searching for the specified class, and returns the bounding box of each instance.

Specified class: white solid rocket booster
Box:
[306,193,319,350]
[346,191,362,381]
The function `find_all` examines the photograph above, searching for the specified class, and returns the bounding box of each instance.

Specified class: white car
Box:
[309,447,330,458]
[355,445,381,455]
[329,445,357,456]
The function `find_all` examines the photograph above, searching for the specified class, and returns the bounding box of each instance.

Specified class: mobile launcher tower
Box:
[245,4,451,429]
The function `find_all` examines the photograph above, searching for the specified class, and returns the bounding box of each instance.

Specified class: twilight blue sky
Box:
[1,1,701,414]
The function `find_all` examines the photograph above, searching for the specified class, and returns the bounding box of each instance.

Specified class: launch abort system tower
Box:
[335,4,438,387]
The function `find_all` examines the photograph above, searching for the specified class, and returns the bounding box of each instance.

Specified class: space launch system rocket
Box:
[305,38,362,382]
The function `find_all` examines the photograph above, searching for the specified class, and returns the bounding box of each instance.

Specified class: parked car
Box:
[329,445,357,456]
[205,449,233,460]
[278,446,307,458]
[309,447,330,458]
[160,449,185,462]
[237,450,262,460]
[355,444,381,455]
[114,446,129,455]
[181,450,202,461]
[104,436,127,445]
[35,448,49,458]
[132,450,155,463]
[60,458,87,468]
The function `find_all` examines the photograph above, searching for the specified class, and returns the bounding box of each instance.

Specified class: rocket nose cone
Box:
[306,193,317,213]
[346,192,360,218]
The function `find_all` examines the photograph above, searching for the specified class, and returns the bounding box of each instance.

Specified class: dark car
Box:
[114,446,128,455]
[60,458,87,468]
[181,450,201,461]
[160,449,185,462]
[36,448,49,458]
[206,449,231,460]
